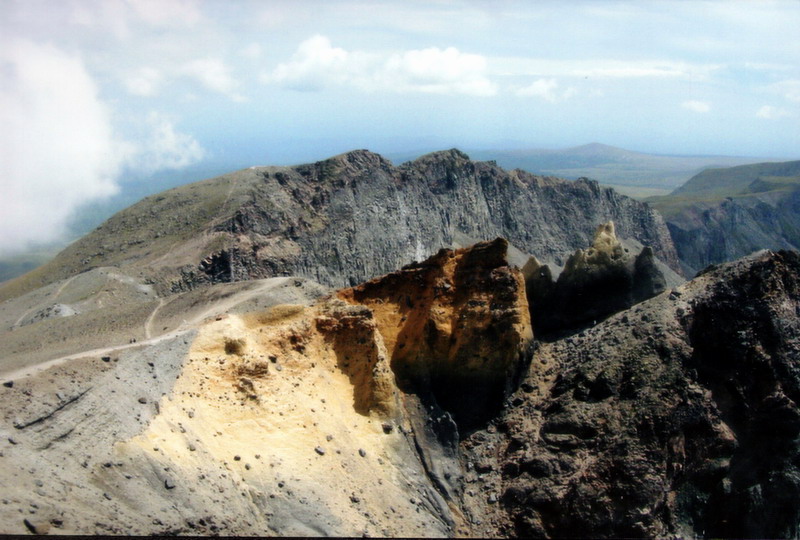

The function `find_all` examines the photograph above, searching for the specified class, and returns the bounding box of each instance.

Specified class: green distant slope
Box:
[649,160,800,276]
[670,160,800,198]
[469,143,769,191]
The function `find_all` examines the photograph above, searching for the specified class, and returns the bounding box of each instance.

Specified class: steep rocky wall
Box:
[666,189,800,276]
[0,149,679,302]
[459,250,800,538]
[203,149,679,290]
[338,238,534,429]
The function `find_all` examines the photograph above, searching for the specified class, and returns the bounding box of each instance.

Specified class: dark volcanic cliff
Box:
[0,149,679,301]
[460,249,800,538]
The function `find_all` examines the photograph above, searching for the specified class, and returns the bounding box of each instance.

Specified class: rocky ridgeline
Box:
[192,149,679,290]
[0,148,679,303]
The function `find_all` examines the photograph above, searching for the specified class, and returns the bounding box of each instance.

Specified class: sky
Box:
[1,0,799,255]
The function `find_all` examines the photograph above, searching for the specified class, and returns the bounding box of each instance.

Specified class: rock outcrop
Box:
[524,221,668,335]
[0,149,680,302]
[459,249,800,538]
[339,238,534,429]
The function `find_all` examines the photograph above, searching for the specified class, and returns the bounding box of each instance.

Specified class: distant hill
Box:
[468,143,770,194]
[649,160,800,275]
[669,160,800,198]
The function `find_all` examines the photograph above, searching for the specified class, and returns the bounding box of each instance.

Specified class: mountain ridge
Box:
[0,148,680,303]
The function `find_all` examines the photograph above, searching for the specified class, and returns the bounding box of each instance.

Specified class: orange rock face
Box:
[339,238,534,427]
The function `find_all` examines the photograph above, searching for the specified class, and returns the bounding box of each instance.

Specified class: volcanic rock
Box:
[339,237,534,429]
[525,221,668,335]
[463,249,800,538]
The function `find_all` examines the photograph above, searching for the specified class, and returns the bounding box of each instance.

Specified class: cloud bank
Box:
[0,40,205,255]
[264,35,496,96]
[0,40,126,254]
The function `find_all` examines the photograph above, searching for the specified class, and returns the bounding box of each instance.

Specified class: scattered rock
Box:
[314,446,326,456]
[164,477,176,490]
[137,397,147,404]
[2,381,12,388]
[358,449,367,458]
[23,518,49,535]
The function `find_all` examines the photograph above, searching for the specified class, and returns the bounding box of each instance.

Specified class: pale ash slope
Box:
[0,239,533,536]
[0,268,327,379]
[0,149,679,303]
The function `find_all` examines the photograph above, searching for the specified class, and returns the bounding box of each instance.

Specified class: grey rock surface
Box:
[667,189,800,276]
[462,249,800,538]
[2,149,679,301]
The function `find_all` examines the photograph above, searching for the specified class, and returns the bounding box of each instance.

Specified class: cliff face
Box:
[666,189,800,276]
[0,149,679,302]
[208,149,679,290]
[460,250,800,538]
[651,160,800,277]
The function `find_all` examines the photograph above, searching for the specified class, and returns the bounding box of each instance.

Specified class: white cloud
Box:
[264,35,496,96]
[265,35,354,91]
[515,78,576,102]
[770,79,800,103]
[126,0,201,26]
[0,40,209,254]
[0,40,129,254]
[240,43,263,59]
[756,105,790,119]
[682,100,711,113]
[379,46,496,96]
[123,66,161,96]
[131,112,206,173]
[180,57,244,101]
[492,57,719,80]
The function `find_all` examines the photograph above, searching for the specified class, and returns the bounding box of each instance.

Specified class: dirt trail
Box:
[0,277,294,384]
[144,298,165,339]
[11,274,78,329]
[0,328,192,384]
